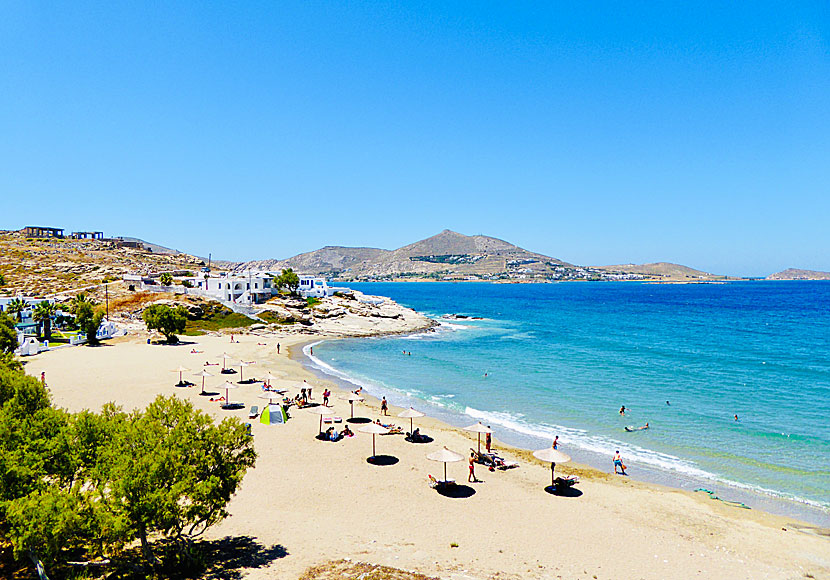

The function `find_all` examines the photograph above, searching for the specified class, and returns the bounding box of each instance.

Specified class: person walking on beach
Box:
[323,389,330,406]
[613,450,627,475]
[40,372,46,386]
[485,429,492,453]
[381,397,388,416]
[276,343,280,355]
[468,453,479,483]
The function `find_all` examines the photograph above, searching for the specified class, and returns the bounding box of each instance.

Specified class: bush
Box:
[76,302,104,345]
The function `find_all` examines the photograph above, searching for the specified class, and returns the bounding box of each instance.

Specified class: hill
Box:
[234,230,574,280]
[767,268,830,281]
[0,231,215,298]
[596,262,719,280]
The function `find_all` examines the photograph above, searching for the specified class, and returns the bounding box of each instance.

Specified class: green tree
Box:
[5,297,26,322]
[105,396,256,566]
[0,272,6,285]
[32,301,58,341]
[76,302,104,345]
[142,304,187,343]
[159,272,173,286]
[273,268,300,295]
[0,310,17,354]
[69,292,96,314]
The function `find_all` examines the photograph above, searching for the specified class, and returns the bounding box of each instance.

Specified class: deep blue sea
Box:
[304,281,830,523]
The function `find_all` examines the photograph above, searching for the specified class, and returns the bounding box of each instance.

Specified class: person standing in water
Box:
[552,436,559,449]
[619,405,626,416]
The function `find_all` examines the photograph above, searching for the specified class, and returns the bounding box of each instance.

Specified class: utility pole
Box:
[105,283,109,320]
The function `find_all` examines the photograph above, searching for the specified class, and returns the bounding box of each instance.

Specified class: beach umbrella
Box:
[532,447,572,487]
[262,371,284,387]
[238,360,254,382]
[258,391,284,405]
[220,353,234,370]
[346,392,364,418]
[171,366,190,386]
[194,369,212,395]
[426,446,463,482]
[398,407,425,434]
[464,422,492,453]
[218,381,239,406]
[358,422,389,457]
[309,405,334,434]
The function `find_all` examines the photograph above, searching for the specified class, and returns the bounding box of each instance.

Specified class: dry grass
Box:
[298,560,439,580]
[108,291,177,314]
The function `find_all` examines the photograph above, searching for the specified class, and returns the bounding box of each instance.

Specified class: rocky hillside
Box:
[767,268,830,281]
[0,231,216,298]
[234,229,573,280]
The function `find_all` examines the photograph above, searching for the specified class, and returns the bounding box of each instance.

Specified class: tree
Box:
[142,304,187,343]
[0,311,17,354]
[32,301,58,341]
[76,302,104,345]
[69,292,95,314]
[106,396,256,566]
[273,268,300,295]
[159,272,173,286]
[5,297,25,322]
[0,272,6,286]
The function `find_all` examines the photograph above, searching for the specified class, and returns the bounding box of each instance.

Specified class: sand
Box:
[24,332,830,580]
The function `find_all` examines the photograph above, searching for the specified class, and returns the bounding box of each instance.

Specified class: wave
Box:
[462,406,830,512]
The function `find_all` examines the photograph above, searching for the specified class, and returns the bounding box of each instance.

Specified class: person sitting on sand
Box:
[330,428,340,441]
[342,425,354,437]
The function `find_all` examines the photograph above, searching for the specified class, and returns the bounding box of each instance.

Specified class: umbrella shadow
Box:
[174,381,195,388]
[436,484,476,498]
[220,402,245,410]
[347,417,372,424]
[405,435,434,444]
[366,455,399,466]
[220,368,238,374]
[200,391,219,397]
[237,378,259,384]
[544,485,583,498]
[196,535,288,580]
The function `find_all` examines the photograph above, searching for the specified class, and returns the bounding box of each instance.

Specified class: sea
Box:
[301,281,830,525]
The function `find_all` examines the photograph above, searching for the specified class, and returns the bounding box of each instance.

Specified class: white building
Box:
[124,271,348,305]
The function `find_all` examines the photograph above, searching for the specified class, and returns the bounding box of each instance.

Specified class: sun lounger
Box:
[554,475,579,490]
[428,474,456,489]
[471,448,519,470]
[323,416,334,424]
[333,416,342,423]
[248,405,259,419]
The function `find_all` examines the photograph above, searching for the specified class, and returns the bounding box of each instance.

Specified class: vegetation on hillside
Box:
[143,304,187,343]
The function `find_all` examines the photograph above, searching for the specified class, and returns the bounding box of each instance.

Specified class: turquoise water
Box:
[305,282,830,520]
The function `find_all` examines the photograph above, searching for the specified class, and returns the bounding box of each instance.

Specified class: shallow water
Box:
[305,281,830,523]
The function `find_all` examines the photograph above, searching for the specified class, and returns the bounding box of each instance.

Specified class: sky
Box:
[1,2,828,276]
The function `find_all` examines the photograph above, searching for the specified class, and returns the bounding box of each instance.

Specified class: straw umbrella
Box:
[220,353,234,372]
[358,422,389,457]
[194,369,212,395]
[309,405,334,434]
[398,407,425,435]
[258,391,284,405]
[238,360,254,382]
[262,371,284,387]
[464,422,492,453]
[346,392,364,418]
[218,381,239,407]
[426,447,463,482]
[532,447,572,487]
[171,366,190,386]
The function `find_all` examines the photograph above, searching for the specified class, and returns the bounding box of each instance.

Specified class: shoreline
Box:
[294,333,830,528]
[20,314,830,578]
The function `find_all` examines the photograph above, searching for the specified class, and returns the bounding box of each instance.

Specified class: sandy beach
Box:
[23,330,830,580]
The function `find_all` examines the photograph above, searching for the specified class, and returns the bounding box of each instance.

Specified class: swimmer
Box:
[619,405,626,416]
[734,414,739,421]
[666,401,670,406]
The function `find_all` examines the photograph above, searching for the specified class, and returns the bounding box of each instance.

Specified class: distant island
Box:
[766,268,830,281]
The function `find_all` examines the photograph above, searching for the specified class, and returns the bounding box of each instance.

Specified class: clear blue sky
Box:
[2,2,828,276]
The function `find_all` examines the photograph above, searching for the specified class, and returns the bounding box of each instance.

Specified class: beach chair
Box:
[323,416,334,424]
[333,416,342,423]
[554,475,579,491]
[248,405,259,419]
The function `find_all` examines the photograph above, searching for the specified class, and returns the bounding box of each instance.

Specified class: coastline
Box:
[295,333,830,528]
[20,306,830,579]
